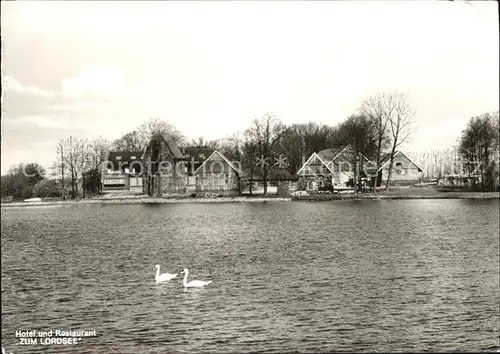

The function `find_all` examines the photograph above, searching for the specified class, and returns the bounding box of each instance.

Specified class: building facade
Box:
[297,145,372,191]
[142,134,189,196]
[102,151,144,194]
[376,150,424,186]
[193,151,241,197]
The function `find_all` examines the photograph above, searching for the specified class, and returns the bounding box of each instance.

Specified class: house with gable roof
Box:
[192,150,241,196]
[296,145,372,191]
[296,149,335,191]
[183,147,217,174]
[375,150,424,186]
[141,135,242,196]
[141,133,190,196]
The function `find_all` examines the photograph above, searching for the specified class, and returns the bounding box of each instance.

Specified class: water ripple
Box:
[1,200,499,353]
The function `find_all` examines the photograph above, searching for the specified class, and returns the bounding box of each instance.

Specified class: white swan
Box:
[180,268,212,288]
[154,264,178,283]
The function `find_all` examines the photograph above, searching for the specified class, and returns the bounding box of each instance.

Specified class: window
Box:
[104,178,125,185]
[132,165,141,174]
[125,168,130,174]
[116,156,122,161]
[131,156,136,160]
[130,178,143,187]
[395,162,403,175]
[199,154,205,159]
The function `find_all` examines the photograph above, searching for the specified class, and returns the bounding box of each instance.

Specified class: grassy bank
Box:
[293,187,500,201]
[1,196,292,208]
[2,187,498,208]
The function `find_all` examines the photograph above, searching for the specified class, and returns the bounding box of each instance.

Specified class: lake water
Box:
[1,200,499,353]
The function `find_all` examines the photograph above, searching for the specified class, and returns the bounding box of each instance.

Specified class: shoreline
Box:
[0,196,292,208]
[1,191,499,208]
[293,192,500,201]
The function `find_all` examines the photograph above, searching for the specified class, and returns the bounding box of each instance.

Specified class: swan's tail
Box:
[205,281,213,286]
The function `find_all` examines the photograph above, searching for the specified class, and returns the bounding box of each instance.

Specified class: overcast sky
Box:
[1,1,498,174]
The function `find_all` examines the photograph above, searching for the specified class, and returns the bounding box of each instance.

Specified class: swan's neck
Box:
[183,271,189,287]
[155,267,160,278]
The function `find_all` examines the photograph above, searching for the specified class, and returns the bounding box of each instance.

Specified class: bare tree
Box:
[112,117,184,152]
[217,132,243,162]
[278,123,337,176]
[112,130,143,151]
[335,114,377,193]
[137,117,184,146]
[422,148,457,184]
[85,137,110,195]
[360,93,392,190]
[54,136,110,199]
[79,138,90,198]
[385,92,416,190]
[242,136,258,196]
[188,136,220,150]
[55,138,67,200]
[63,136,84,199]
[246,114,285,196]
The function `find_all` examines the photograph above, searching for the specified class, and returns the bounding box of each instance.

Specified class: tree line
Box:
[2,92,498,200]
[458,111,499,190]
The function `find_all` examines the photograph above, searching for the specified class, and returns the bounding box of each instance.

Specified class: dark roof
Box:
[297,152,335,175]
[317,147,345,163]
[377,151,423,172]
[161,134,187,159]
[142,134,188,160]
[182,147,216,161]
[378,152,393,168]
[194,150,242,175]
[318,145,374,171]
[107,151,143,167]
[298,145,374,175]
[318,145,361,164]
[181,147,216,173]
